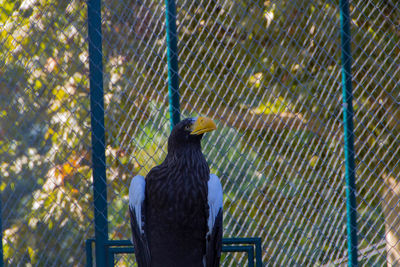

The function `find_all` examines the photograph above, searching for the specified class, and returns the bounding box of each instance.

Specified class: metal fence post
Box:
[0,196,3,267]
[165,0,180,129]
[88,0,108,266]
[339,0,358,266]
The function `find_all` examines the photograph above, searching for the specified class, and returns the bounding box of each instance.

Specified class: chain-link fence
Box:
[1,0,399,266]
[1,0,92,265]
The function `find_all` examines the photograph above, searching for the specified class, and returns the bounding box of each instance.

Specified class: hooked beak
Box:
[190,117,217,135]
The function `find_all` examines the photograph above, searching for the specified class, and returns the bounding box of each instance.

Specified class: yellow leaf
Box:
[44,128,54,140]
[248,72,263,88]
[3,243,11,260]
[63,163,74,175]
[28,246,35,261]
[309,156,319,167]
[0,182,6,191]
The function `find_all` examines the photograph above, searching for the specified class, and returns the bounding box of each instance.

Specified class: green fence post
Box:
[339,0,358,266]
[0,195,3,267]
[85,239,95,267]
[87,0,108,266]
[165,0,180,129]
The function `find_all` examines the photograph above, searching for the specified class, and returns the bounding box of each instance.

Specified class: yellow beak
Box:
[190,117,217,135]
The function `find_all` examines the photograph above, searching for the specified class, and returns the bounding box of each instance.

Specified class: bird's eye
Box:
[184,125,192,131]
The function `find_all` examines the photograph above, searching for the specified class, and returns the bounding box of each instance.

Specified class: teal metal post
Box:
[222,246,254,267]
[85,239,95,267]
[88,0,108,266]
[0,196,3,267]
[165,0,180,129]
[339,0,358,266]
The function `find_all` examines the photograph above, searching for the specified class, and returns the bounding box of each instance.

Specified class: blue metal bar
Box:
[254,238,262,267]
[0,195,3,267]
[106,238,262,246]
[106,246,255,267]
[222,237,260,244]
[165,0,180,129]
[109,247,135,254]
[105,240,132,246]
[222,237,262,266]
[339,0,358,266]
[87,0,108,266]
[222,246,254,267]
[85,239,95,267]
[107,249,115,267]
[104,239,261,266]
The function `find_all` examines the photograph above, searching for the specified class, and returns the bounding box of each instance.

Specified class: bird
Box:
[128,117,223,267]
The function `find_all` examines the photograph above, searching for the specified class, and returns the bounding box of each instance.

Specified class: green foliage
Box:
[1,0,92,265]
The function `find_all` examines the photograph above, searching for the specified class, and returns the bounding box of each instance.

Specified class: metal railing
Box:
[85,238,262,267]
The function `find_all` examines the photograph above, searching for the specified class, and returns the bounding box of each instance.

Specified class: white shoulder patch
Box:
[207,174,223,234]
[129,175,146,233]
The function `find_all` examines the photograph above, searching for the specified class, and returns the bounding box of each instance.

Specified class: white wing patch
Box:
[207,174,223,234]
[129,175,146,234]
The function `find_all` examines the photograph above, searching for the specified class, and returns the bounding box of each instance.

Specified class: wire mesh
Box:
[1,0,399,266]
[350,0,400,265]
[113,254,136,267]
[0,0,92,265]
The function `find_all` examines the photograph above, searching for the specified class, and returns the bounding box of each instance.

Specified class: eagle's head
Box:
[168,117,217,153]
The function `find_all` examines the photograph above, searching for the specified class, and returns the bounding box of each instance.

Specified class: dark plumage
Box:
[129,117,223,267]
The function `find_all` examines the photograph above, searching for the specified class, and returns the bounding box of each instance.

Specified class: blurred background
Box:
[1,0,399,265]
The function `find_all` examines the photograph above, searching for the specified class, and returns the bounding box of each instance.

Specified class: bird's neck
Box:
[167,140,201,156]
[165,145,209,176]
[167,144,203,161]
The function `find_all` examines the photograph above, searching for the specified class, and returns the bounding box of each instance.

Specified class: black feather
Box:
[206,209,223,267]
[129,205,151,267]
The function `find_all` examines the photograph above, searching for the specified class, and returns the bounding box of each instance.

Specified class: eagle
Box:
[128,117,223,267]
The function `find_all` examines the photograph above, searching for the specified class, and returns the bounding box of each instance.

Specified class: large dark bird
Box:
[129,117,223,267]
